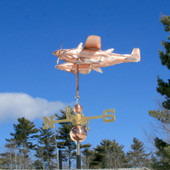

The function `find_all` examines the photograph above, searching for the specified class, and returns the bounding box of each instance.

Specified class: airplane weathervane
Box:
[53,35,140,74]
[43,35,140,168]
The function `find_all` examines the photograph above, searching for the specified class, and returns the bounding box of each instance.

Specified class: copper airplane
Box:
[53,35,140,74]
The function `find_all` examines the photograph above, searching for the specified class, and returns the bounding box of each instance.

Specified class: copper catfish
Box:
[53,35,140,74]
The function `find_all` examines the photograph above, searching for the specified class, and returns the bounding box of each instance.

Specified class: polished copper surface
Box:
[73,104,83,113]
[76,64,80,99]
[83,35,101,50]
[56,63,91,74]
[69,125,87,142]
[53,35,141,74]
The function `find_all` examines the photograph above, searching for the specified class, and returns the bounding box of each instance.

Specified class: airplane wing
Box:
[83,35,101,51]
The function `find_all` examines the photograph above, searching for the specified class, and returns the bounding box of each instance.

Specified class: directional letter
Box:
[43,116,55,129]
[103,109,115,123]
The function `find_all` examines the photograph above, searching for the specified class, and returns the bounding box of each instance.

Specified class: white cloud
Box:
[0,92,67,122]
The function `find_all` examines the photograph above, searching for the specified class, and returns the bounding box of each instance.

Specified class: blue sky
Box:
[0,0,169,152]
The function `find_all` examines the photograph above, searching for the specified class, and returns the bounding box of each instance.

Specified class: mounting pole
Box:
[59,150,62,169]
[76,64,80,104]
[76,63,81,169]
[76,141,81,169]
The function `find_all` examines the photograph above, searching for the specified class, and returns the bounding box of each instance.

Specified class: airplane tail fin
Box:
[77,42,83,49]
[131,48,141,62]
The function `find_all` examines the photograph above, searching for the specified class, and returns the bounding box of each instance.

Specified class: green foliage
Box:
[127,138,150,168]
[0,152,16,169]
[82,145,94,169]
[10,117,39,149]
[0,110,158,169]
[32,160,43,169]
[0,139,19,169]
[157,15,170,110]
[152,138,170,169]
[148,15,170,169]
[34,127,57,169]
[0,117,39,169]
[157,77,170,110]
[148,109,170,123]
[55,108,76,169]
[90,139,126,169]
[159,15,170,70]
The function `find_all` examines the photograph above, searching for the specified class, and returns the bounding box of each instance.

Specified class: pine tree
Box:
[157,15,170,110]
[152,138,170,169]
[127,138,150,168]
[0,152,13,169]
[55,108,76,169]
[148,15,170,169]
[9,117,39,169]
[34,127,57,169]
[0,138,19,169]
[91,139,126,169]
[81,144,93,169]
[149,15,170,119]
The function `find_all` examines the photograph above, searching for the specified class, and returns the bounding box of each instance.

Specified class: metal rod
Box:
[76,141,81,169]
[76,141,80,155]
[76,63,81,169]
[54,129,59,169]
[59,150,62,169]
[76,64,80,104]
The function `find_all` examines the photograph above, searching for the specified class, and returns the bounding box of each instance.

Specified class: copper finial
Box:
[73,104,83,114]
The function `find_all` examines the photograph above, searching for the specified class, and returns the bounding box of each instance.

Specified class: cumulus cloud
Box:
[0,93,68,122]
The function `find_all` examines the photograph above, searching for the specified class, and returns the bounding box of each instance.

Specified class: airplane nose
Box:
[53,50,58,55]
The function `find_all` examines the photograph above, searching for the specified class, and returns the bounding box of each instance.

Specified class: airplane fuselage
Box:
[54,48,116,64]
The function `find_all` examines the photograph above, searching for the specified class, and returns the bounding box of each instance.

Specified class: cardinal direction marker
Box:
[103,109,115,122]
[65,106,72,119]
[85,109,115,122]
[43,107,115,130]
[43,106,73,129]
[43,116,55,129]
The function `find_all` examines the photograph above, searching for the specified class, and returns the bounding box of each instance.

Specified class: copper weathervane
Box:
[43,35,140,168]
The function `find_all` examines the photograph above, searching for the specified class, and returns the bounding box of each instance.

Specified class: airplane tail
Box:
[131,48,141,62]
[77,42,83,49]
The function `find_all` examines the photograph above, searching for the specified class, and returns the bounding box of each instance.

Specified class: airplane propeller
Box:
[57,44,62,64]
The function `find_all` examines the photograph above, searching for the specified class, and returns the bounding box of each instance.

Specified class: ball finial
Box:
[73,104,83,113]
[70,125,87,142]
